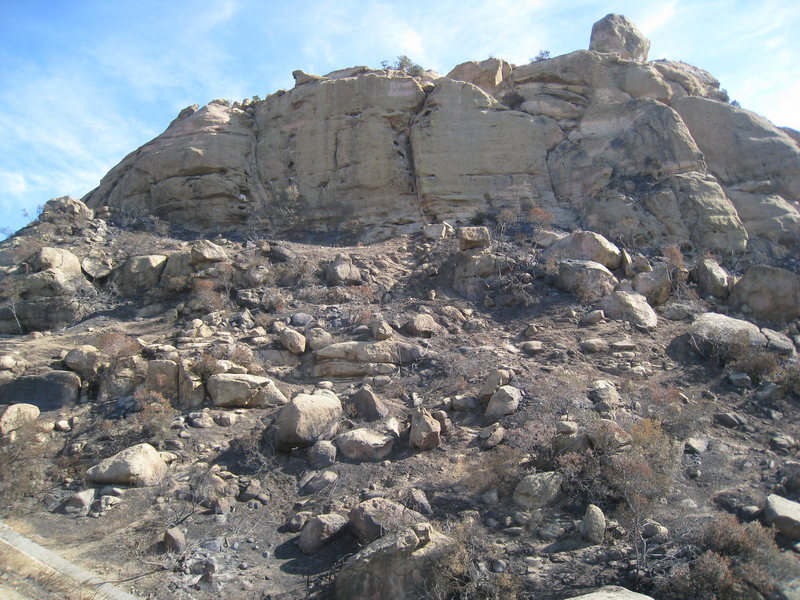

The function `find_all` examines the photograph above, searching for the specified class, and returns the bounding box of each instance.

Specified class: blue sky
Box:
[1,0,799,236]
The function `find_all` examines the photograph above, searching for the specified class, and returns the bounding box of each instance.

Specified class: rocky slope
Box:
[1,13,800,600]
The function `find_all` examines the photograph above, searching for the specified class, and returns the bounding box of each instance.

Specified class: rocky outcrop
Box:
[547,100,747,252]
[80,14,792,256]
[411,79,562,224]
[0,247,94,333]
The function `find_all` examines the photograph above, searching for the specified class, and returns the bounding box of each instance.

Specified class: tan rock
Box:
[548,100,747,253]
[411,79,562,225]
[314,341,423,365]
[146,359,179,400]
[207,373,287,408]
[335,525,457,600]
[0,403,40,436]
[513,472,563,509]
[546,231,622,269]
[596,291,657,329]
[114,255,167,296]
[689,312,767,360]
[692,258,732,299]
[275,393,343,450]
[64,345,105,376]
[410,408,441,451]
[403,314,440,337]
[730,265,800,321]
[305,327,334,351]
[446,58,511,96]
[279,327,306,354]
[85,443,168,486]
[335,428,394,462]
[32,247,83,278]
[485,385,522,419]
[457,226,491,250]
[298,513,348,554]
[557,260,618,303]
[349,498,427,544]
[674,96,800,201]
[589,14,651,62]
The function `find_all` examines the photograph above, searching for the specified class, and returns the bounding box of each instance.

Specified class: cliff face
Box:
[83,15,800,253]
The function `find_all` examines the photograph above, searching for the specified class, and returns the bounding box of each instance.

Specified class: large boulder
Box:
[189,239,228,264]
[727,191,800,249]
[85,443,168,486]
[64,345,105,377]
[513,471,563,509]
[446,58,512,96]
[589,14,650,62]
[692,258,732,299]
[31,247,83,277]
[764,494,800,540]
[335,524,457,600]
[557,260,618,303]
[730,265,800,322]
[348,386,389,421]
[206,373,287,408]
[632,263,675,306]
[410,408,441,451]
[0,403,40,436]
[274,393,343,450]
[688,312,767,361]
[546,231,622,270]
[84,102,261,232]
[312,341,423,378]
[596,291,658,329]
[114,255,167,296]
[326,254,362,286]
[335,428,395,462]
[348,498,427,544]
[0,370,81,410]
[0,248,94,333]
[298,513,349,554]
[485,385,523,419]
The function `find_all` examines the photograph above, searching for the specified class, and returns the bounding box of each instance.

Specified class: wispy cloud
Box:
[638,1,677,35]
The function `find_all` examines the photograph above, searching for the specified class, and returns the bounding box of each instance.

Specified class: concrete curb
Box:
[0,520,142,600]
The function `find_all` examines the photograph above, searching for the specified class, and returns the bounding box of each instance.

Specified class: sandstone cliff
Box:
[82,15,800,256]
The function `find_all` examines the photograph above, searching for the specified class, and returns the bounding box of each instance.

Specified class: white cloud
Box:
[638,1,677,35]
[0,172,27,195]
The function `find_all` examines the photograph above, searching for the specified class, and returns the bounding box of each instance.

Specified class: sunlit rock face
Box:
[83,14,800,255]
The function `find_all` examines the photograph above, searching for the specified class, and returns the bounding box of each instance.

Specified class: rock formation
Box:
[80,16,800,257]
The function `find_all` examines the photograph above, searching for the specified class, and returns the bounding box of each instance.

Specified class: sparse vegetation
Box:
[381,54,426,77]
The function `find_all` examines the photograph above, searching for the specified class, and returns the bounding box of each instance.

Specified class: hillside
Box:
[1,14,800,600]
